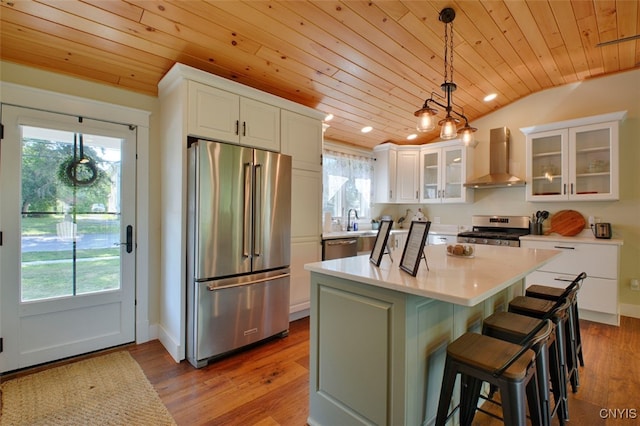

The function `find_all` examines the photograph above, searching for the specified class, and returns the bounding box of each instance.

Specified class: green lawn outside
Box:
[21,257,120,301]
[21,214,119,235]
[21,214,121,301]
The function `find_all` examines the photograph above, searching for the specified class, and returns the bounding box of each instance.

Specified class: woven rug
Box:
[0,351,176,425]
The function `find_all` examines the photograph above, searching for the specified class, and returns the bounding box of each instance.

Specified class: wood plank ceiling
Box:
[1,1,639,149]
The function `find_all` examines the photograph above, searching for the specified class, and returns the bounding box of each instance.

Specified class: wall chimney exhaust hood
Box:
[464,127,525,188]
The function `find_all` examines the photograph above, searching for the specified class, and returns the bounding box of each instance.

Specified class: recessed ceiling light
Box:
[407,134,417,140]
[324,113,334,122]
[484,93,497,102]
[361,126,373,133]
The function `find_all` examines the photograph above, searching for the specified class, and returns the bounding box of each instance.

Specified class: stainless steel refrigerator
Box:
[187,138,291,368]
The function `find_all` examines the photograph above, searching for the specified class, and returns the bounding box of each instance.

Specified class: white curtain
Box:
[322,149,373,219]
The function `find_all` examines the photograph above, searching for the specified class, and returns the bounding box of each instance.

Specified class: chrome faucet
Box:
[347,209,359,231]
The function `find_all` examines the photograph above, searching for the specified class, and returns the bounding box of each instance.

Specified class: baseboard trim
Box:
[619,303,640,319]
[157,325,182,363]
[290,309,310,322]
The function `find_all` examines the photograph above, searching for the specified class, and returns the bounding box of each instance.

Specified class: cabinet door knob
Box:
[235,120,239,135]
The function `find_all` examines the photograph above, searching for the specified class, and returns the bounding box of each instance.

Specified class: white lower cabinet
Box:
[428,234,457,246]
[520,237,622,325]
[289,167,322,318]
[391,231,408,255]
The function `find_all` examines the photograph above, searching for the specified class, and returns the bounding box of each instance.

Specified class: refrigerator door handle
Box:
[207,272,290,291]
[254,163,262,257]
[243,162,253,258]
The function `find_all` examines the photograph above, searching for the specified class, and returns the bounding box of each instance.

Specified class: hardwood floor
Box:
[128,318,310,426]
[3,316,639,425]
[125,316,640,426]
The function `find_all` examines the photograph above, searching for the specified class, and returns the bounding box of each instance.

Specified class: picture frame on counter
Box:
[400,221,432,276]
[370,220,394,266]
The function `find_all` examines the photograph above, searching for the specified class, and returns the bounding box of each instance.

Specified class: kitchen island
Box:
[304,244,560,426]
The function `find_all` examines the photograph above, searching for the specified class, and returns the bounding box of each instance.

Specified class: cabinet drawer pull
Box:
[554,277,575,282]
[553,245,575,250]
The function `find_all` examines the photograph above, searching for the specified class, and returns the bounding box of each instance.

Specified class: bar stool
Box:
[526,272,586,367]
[435,320,553,426]
[483,309,568,426]
[509,276,583,394]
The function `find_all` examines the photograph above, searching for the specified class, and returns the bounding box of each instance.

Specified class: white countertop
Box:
[322,229,407,240]
[305,244,560,307]
[322,224,461,240]
[521,229,623,246]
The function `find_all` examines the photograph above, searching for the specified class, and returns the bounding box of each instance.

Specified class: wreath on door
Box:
[57,132,101,188]
[57,156,100,187]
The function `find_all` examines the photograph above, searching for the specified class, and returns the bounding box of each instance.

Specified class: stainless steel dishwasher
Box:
[322,237,358,260]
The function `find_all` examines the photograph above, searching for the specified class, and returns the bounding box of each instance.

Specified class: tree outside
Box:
[20,131,122,301]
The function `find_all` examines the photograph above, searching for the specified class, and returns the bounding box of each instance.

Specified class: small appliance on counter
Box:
[592,222,612,239]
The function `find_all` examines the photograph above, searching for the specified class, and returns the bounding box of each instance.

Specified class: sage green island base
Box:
[305,244,560,426]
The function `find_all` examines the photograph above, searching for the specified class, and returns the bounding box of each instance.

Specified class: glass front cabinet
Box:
[420,142,473,204]
[522,111,626,202]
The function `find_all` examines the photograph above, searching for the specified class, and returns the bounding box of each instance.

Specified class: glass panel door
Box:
[1,105,136,372]
[422,150,440,201]
[21,127,123,301]
[572,126,612,196]
[530,130,566,199]
[443,147,463,199]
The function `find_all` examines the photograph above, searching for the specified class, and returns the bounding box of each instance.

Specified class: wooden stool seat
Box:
[446,332,535,380]
[436,321,553,426]
[510,295,580,394]
[527,283,585,368]
[527,285,565,299]
[483,311,567,425]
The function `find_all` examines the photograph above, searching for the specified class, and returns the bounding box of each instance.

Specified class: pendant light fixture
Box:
[414,8,477,147]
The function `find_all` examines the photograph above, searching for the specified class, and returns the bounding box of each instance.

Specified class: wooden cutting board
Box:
[545,210,586,236]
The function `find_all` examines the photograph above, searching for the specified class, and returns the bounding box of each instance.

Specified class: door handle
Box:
[115,225,133,253]
[126,225,133,253]
[254,163,262,257]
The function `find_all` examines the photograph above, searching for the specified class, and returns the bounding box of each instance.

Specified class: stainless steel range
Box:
[457,215,530,247]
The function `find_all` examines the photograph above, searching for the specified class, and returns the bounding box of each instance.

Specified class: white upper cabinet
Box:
[373,144,397,203]
[420,142,473,204]
[396,148,420,203]
[374,141,472,204]
[281,109,323,172]
[188,80,280,151]
[522,111,626,202]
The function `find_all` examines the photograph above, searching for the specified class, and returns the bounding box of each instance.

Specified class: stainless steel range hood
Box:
[464,127,525,188]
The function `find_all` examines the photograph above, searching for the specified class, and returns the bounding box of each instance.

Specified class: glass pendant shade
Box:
[459,128,475,146]
[439,117,458,139]
[415,108,437,132]
[458,122,478,147]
